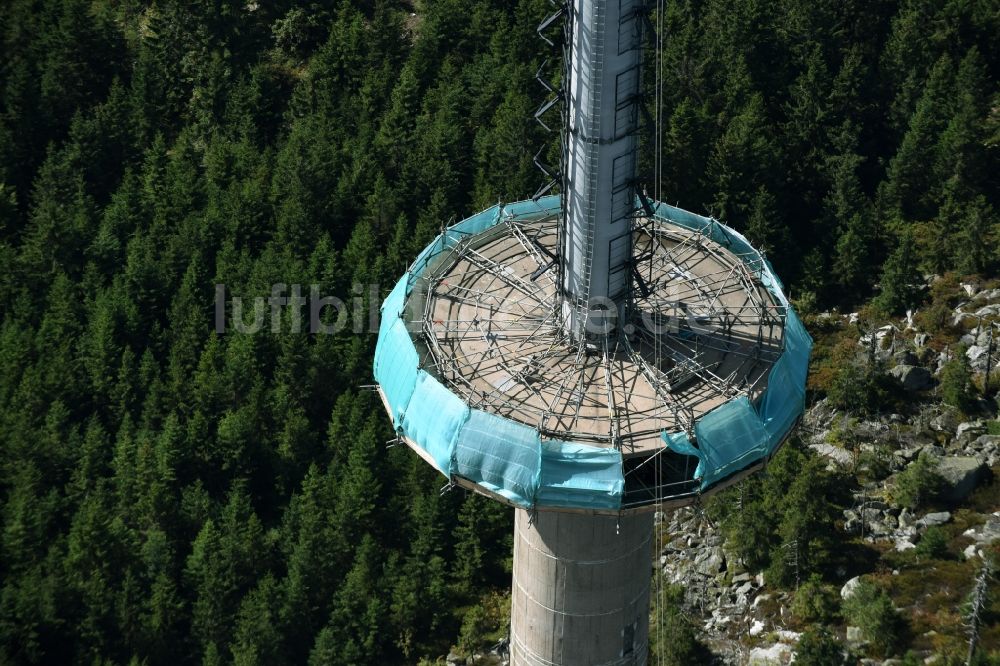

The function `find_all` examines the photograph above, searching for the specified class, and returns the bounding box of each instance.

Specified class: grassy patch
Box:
[950,508,988,536]
[828,538,884,581]
[885,562,972,653]
[807,326,857,396]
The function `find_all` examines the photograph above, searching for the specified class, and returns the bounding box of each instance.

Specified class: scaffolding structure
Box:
[374,195,810,512]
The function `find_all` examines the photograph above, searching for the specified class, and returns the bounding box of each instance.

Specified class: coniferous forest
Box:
[0,0,998,664]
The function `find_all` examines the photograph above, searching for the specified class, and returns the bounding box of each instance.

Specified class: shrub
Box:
[914,526,949,560]
[892,453,944,510]
[654,610,702,666]
[794,627,847,666]
[927,273,964,307]
[912,273,964,341]
[940,351,977,412]
[857,443,894,481]
[827,362,869,409]
[809,336,857,395]
[826,362,895,415]
[649,583,707,665]
[457,604,490,656]
[794,290,819,316]
[792,574,840,624]
[913,301,955,337]
[449,593,511,660]
[842,580,903,657]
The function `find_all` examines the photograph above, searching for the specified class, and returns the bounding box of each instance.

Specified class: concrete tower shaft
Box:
[561,0,643,338]
[511,509,654,666]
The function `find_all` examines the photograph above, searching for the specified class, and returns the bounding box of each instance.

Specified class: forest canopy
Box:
[0,0,998,664]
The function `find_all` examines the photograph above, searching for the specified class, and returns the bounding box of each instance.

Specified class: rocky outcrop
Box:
[841,576,862,599]
[917,511,951,527]
[962,513,1000,559]
[889,364,934,392]
[658,508,772,657]
[810,442,854,467]
[654,290,1000,663]
[747,642,794,665]
[936,457,988,502]
[955,421,988,443]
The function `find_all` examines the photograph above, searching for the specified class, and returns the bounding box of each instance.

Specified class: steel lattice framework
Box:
[411,211,784,462]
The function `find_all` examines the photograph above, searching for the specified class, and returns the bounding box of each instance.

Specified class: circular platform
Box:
[374,197,811,511]
[417,213,784,455]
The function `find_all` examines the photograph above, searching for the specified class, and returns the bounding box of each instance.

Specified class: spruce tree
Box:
[874,230,922,315]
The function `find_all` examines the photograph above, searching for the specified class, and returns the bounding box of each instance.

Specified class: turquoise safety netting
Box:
[500,197,561,219]
[662,431,704,481]
[401,371,470,475]
[374,274,418,427]
[537,440,624,510]
[374,195,811,509]
[760,352,806,453]
[455,410,541,506]
[694,396,770,489]
[451,203,501,236]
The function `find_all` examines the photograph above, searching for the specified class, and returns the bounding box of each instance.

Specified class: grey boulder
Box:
[890,364,934,392]
[936,457,989,503]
